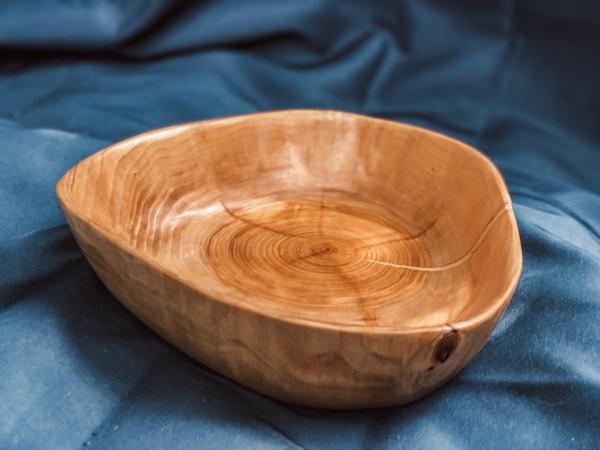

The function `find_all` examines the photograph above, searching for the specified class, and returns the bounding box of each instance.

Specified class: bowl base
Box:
[165,191,462,328]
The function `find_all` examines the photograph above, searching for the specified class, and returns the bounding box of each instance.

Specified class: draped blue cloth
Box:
[1,1,599,448]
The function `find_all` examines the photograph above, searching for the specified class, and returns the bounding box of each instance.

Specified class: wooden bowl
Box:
[56,110,521,409]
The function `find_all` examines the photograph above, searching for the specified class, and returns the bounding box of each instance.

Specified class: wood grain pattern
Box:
[56,110,522,408]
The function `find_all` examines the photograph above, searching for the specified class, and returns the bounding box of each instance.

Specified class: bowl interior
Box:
[61,111,520,329]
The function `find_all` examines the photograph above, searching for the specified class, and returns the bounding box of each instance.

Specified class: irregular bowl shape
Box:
[56,110,522,409]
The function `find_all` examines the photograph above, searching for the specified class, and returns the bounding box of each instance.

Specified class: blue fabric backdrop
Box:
[1,1,599,448]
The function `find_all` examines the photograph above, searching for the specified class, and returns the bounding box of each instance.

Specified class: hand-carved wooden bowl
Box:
[57,110,521,409]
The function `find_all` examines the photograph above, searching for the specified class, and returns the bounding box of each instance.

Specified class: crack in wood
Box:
[220,199,314,244]
[354,216,439,250]
[364,203,512,272]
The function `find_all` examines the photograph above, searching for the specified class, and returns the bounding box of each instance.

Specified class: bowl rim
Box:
[56,109,523,336]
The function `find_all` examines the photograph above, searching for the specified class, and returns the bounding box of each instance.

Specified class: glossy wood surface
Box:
[56,110,522,408]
